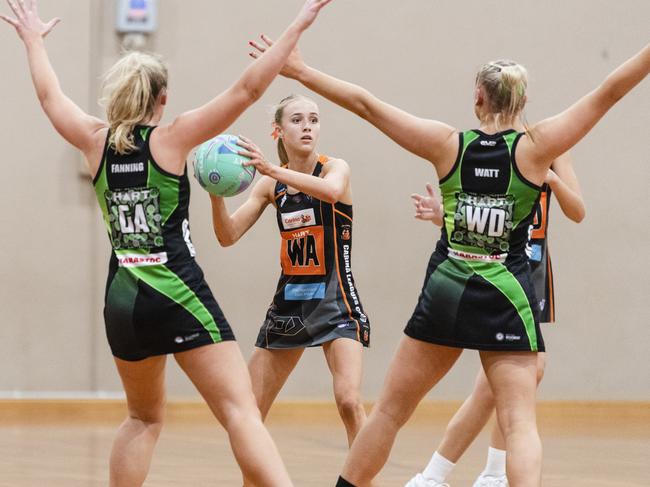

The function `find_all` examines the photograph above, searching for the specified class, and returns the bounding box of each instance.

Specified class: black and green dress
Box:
[93,125,234,361]
[405,129,545,352]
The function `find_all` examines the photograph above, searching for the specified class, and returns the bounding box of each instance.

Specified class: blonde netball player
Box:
[1,0,332,485]
[248,35,649,487]
[407,152,584,487]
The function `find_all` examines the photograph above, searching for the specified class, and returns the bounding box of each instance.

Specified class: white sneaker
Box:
[404,473,450,487]
[472,474,508,487]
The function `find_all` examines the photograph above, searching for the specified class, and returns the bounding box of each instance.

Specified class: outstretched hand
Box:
[237,136,276,177]
[249,34,306,80]
[294,0,333,31]
[411,183,443,223]
[0,0,60,41]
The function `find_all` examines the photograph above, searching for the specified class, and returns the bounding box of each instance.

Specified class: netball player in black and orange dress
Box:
[1,1,332,485]
[209,95,370,452]
[248,34,649,487]
[407,152,584,487]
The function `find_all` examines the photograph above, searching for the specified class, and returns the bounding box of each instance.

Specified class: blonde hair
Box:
[476,60,528,130]
[273,94,317,165]
[100,52,168,154]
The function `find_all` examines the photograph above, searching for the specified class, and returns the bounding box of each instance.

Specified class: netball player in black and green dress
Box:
[248,34,650,486]
[407,152,584,487]
[209,94,370,454]
[1,1,332,485]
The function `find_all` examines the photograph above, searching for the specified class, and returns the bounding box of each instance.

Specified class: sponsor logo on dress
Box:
[448,248,507,263]
[174,332,200,344]
[117,251,168,267]
[284,283,326,301]
[480,140,497,147]
[341,224,351,241]
[281,208,316,230]
[496,332,521,342]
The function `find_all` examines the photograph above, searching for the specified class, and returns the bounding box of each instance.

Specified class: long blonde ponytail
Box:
[100,52,168,154]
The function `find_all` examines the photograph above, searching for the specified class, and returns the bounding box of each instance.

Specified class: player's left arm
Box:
[546,152,586,223]
[237,136,350,204]
[2,1,106,157]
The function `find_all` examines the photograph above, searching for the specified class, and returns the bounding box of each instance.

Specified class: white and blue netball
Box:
[193,134,255,197]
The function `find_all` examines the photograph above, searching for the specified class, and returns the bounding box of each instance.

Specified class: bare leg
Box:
[480,351,541,487]
[436,366,496,462]
[323,338,367,446]
[242,346,304,487]
[248,346,304,419]
[109,355,167,487]
[340,336,462,486]
[175,342,293,487]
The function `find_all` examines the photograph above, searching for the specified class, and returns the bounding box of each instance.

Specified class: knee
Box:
[335,390,364,420]
[221,395,264,430]
[128,404,165,429]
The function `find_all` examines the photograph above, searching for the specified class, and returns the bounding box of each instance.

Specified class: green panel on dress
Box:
[467,261,538,351]
[147,161,180,225]
[126,264,222,342]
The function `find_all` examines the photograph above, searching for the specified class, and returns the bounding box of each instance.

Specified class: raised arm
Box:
[524,43,650,164]
[546,153,585,223]
[161,0,333,155]
[237,136,350,204]
[2,0,106,157]
[249,36,457,167]
[209,176,275,247]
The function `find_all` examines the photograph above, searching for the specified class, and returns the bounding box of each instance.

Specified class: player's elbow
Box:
[239,79,263,105]
[216,234,236,247]
[322,186,345,204]
[570,206,586,223]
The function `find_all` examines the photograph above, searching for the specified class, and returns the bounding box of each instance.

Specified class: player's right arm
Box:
[158,0,333,157]
[249,36,457,167]
[2,1,106,162]
[209,176,275,247]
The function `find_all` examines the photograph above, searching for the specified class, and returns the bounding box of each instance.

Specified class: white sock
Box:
[481,447,506,477]
[422,451,455,483]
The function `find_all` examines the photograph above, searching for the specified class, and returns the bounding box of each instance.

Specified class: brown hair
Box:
[272,94,316,165]
[476,60,528,130]
[100,52,168,154]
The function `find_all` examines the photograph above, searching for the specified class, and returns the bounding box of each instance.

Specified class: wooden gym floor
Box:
[0,401,647,486]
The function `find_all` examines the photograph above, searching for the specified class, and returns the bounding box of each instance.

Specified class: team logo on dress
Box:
[281,208,316,230]
[452,192,514,253]
[268,316,307,336]
[341,225,351,241]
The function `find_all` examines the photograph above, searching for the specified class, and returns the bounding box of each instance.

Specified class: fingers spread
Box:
[249,39,266,53]
[0,14,18,26]
[260,33,274,46]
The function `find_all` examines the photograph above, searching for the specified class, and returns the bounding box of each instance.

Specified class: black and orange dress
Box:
[255,155,370,349]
